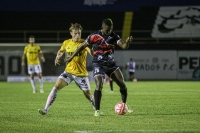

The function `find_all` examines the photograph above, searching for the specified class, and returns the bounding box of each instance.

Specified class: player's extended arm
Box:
[21,53,26,66]
[55,49,64,66]
[88,47,93,57]
[64,42,88,63]
[117,36,133,49]
[39,51,45,62]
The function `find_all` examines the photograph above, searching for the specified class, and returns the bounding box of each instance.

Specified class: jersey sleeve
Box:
[115,35,121,44]
[85,47,90,52]
[37,45,41,52]
[106,33,121,45]
[85,46,93,56]
[60,41,67,51]
[23,46,27,54]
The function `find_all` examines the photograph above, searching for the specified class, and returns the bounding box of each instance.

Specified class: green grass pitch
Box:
[0,81,200,133]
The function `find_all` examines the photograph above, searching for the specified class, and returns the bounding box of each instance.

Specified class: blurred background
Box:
[0,0,200,81]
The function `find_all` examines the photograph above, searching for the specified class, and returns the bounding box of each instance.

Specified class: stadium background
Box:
[0,0,200,81]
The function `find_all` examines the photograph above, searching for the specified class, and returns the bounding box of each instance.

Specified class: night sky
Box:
[0,0,199,11]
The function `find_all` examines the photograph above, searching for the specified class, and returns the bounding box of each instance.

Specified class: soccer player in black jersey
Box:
[65,18,133,116]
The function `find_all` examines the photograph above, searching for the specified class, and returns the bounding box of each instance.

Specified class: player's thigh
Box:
[73,76,91,91]
[55,78,67,90]
[57,72,74,90]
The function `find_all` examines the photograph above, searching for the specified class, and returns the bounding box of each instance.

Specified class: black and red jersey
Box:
[86,30,121,65]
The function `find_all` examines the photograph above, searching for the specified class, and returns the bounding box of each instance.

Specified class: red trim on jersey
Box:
[89,34,115,55]
[93,49,112,55]
[90,34,105,43]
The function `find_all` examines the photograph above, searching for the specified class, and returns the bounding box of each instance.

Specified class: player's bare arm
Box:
[64,41,88,63]
[118,36,133,49]
[39,51,45,62]
[21,54,26,66]
[88,46,93,57]
[55,49,64,66]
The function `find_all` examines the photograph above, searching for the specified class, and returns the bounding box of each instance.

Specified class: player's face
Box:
[70,29,82,42]
[102,25,113,35]
[29,38,35,44]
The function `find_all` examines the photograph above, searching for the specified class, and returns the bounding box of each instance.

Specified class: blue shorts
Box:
[92,62,119,78]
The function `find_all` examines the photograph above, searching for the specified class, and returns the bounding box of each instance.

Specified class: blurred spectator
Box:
[125,58,137,82]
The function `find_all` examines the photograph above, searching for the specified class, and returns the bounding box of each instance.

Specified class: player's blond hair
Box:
[69,23,83,32]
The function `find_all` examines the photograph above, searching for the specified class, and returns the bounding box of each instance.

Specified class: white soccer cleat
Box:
[100,110,103,115]
[127,104,133,113]
[38,109,47,115]
[110,90,114,93]
[40,89,44,93]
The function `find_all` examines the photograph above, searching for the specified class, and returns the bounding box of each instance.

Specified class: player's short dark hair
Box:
[102,18,113,27]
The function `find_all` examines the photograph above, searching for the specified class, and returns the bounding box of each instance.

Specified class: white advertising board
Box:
[1,49,199,81]
[178,51,200,79]
[113,51,177,79]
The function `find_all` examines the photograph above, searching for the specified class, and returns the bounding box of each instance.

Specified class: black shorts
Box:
[92,62,119,78]
[129,72,135,75]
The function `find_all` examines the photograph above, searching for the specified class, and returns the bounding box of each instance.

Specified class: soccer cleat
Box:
[91,104,103,115]
[100,110,103,115]
[33,90,36,93]
[126,104,133,113]
[94,110,101,117]
[110,90,114,93]
[38,109,47,115]
[40,89,44,93]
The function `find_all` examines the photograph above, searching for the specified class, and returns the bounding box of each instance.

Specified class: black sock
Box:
[110,80,113,91]
[94,90,102,110]
[120,89,127,103]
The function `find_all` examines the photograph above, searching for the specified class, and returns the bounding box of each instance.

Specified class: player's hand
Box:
[64,57,72,64]
[126,36,133,44]
[41,57,45,62]
[21,62,25,66]
[55,58,61,66]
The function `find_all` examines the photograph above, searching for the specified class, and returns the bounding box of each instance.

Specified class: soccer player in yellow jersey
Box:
[38,23,96,115]
[21,36,45,93]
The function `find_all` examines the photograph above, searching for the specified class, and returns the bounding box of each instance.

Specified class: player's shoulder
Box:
[63,39,71,42]
[78,38,85,43]
[33,44,40,48]
[87,31,101,39]
[63,39,72,44]
[25,44,31,48]
[111,32,120,40]
[111,32,119,36]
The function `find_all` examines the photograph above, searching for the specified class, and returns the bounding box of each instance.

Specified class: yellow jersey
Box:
[23,44,41,65]
[61,39,89,77]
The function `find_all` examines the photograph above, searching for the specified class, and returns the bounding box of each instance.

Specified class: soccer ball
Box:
[114,102,128,115]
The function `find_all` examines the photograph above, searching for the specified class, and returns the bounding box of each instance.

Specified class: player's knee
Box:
[96,84,103,90]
